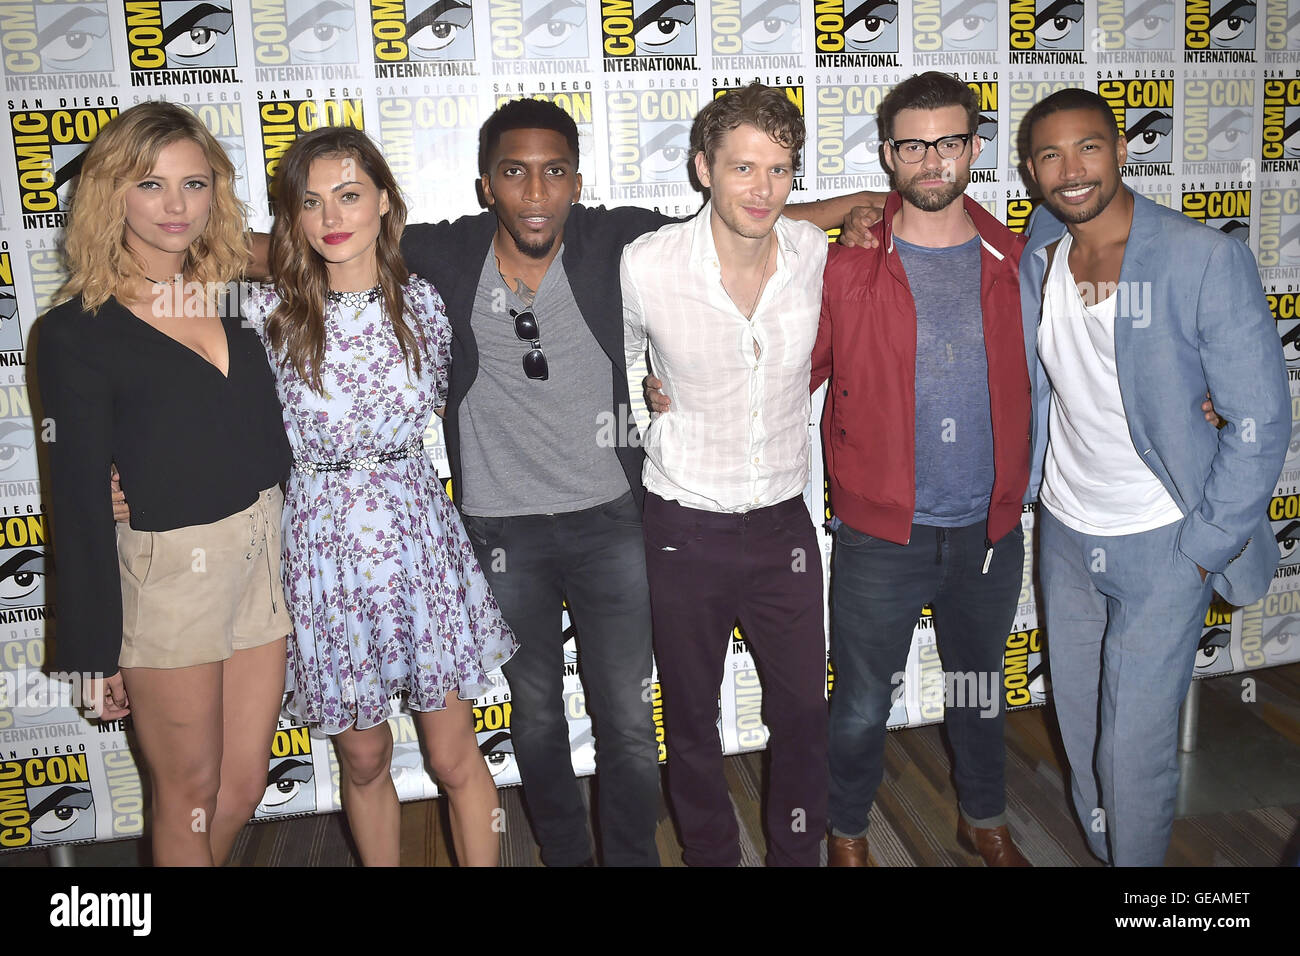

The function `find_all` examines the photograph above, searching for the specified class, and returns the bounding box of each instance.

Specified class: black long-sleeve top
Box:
[35,295,291,676]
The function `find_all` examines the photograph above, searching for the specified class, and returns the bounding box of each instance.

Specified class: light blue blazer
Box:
[1020,187,1289,606]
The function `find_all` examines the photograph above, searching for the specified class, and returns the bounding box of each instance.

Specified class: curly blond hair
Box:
[58,101,248,311]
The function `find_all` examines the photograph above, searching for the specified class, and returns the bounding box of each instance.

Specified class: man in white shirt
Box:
[622,84,829,867]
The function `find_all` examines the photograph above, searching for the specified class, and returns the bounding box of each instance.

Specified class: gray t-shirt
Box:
[458,246,630,516]
[895,234,994,527]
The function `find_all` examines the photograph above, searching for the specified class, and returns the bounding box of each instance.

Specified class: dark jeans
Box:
[827,519,1024,837]
[643,493,828,867]
[461,491,660,866]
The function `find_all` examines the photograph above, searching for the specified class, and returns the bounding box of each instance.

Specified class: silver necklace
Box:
[327,285,381,310]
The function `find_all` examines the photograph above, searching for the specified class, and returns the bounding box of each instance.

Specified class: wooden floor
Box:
[227,662,1300,867]
[6,662,1299,867]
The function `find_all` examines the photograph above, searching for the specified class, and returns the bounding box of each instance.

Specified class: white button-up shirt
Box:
[622,203,827,513]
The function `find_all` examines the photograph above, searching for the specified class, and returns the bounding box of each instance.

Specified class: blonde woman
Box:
[36,101,291,865]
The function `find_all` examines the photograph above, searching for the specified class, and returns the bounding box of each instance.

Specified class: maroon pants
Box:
[643,493,828,866]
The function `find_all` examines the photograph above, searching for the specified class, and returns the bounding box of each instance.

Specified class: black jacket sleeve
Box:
[35,306,122,677]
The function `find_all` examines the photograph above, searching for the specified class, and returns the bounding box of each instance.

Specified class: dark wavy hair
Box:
[877,71,980,143]
[689,82,805,172]
[264,126,421,393]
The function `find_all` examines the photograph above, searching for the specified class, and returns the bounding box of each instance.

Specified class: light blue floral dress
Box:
[244,276,517,735]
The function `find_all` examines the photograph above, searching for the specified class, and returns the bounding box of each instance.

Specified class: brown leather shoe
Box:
[828,834,870,867]
[956,818,1031,867]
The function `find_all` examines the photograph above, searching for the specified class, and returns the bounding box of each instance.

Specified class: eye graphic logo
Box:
[1261,79,1300,172]
[601,0,698,66]
[914,0,998,51]
[606,88,700,198]
[123,0,238,77]
[814,0,904,65]
[1183,79,1254,166]
[1099,79,1175,168]
[378,94,480,217]
[1259,189,1300,269]
[1095,0,1176,51]
[0,0,115,76]
[0,252,23,353]
[966,81,998,175]
[814,83,891,190]
[371,0,477,72]
[0,754,94,848]
[251,0,359,66]
[11,108,118,230]
[1264,0,1300,53]
[259,98,365,203]
[1009,0,1086,50]
[712,0,802,57]
[256,726,316,816]
[490,0,588,60]
[1186,0,1257,52]
[1270,494,1300,566]
[1182,190,1251,244]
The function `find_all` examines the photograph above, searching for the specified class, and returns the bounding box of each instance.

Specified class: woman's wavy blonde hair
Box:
[58,101,249,311]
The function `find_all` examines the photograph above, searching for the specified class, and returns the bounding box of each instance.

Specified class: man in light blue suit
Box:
[1018,88,1288,866]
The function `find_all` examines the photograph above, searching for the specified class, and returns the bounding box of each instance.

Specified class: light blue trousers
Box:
[1037,508,1213,867]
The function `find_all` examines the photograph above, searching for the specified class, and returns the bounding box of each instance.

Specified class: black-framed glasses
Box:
[510,308,549,381]
[888,133,973,164]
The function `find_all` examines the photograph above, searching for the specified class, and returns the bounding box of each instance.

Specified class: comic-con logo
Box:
[1261,77,1300,172]
[11,106,118,230]
[378,93,479,216]
[1094,0,1176,52]
[1007,78,1074,172]
[1004,628,1045,707]
[814,82,890,191]
[0,751,94,848]
[0,251,21,353]
[0,0,114,77]
[1182,189,1250,242]
[26,247,65,319]
[256,725,316,816]
[251,0,359,67]
[1264,0,1300,54]
[1195,603,1234,673]
[913,0,999,52]
[1270,492,1300,566]
[1260,187,1300,268]
[1185,0,1258,62]
[601,0,698,69]
[713,81,805,188]
[712,0,802,65]
[493,89,595,186]
[813,0,902,67]
[489,0,588,64]
[178,100,249,203]
[370,0,477,77]
[102,747,144,838]
[1182,78,1254,168]
[259,96,364,201]
[124,0,239,85]
[0,516,44,621]
[1005,193,1043,232]
[968,80,998,179]
[1008,0,1087,63]
[1098,78,1175,172]
[1272,295,1300,375]
[1238,587,1298,669]
[605,86,698,199]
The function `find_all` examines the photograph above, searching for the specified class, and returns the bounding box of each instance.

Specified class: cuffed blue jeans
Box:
[461,491,661,867]
[1037,507,1213,867]
[827,520,1024,838]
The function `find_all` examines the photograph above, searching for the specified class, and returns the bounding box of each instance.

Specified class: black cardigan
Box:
[34,295,290,676]
[399,203,673,510]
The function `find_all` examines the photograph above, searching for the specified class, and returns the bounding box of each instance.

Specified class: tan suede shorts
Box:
[117,486,290,669]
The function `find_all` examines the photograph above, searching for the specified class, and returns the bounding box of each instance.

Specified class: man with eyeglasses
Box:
[815,71,1033,866]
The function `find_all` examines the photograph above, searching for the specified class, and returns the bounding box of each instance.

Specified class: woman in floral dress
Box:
[244,126,517,866]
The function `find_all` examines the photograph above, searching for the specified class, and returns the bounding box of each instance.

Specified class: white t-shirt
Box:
[1038,231,1184,536]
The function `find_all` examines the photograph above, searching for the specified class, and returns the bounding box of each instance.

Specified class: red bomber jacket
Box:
[811,192,1031,546]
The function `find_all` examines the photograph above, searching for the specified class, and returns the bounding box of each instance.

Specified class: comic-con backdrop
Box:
[0,0,1297,850]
